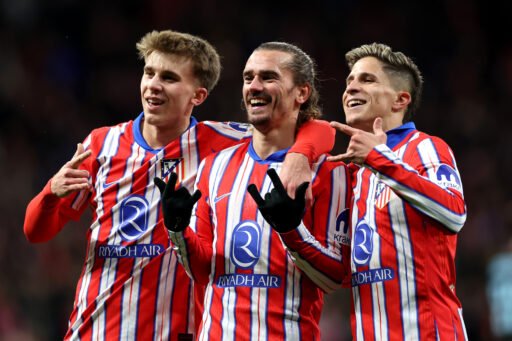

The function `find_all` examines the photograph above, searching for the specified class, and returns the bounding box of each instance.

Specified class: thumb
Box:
[294,181,310,202]
[190,190,202,204]
[373,117,384,135]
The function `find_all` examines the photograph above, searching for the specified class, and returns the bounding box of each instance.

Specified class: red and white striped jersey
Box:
[23,113,335,341]
[169,142,351,341]
[349,122,468,340]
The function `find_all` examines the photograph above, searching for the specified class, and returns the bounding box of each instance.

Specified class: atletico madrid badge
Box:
[375,183,392,209]
[161,158,182,179]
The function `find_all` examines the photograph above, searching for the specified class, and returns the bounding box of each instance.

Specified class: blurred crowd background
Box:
[1,0,511,340]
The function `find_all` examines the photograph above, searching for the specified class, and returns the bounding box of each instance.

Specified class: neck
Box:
[141,116,190,149]
[251,115,296,159]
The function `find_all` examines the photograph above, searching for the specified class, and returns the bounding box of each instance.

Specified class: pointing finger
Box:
[68,148,92,169]
[330,121,358,136]
[326,152,352,163]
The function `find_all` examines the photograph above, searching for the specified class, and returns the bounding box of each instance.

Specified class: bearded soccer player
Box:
[156,42,351,340]
[328,43,468,340]
[23,30,335,341]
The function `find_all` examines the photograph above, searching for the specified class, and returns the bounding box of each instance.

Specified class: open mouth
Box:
[347,99,366,108]
[247,94,272,110]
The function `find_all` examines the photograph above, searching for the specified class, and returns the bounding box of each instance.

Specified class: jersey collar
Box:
[133,112,198,153]
[248,140,290,164]
[386,121,416,149]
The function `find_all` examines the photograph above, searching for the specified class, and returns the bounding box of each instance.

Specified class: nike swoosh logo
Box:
[214,192,231,203]
[102,181,119,189]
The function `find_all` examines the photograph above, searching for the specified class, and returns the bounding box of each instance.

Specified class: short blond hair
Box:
[136,30,221,92]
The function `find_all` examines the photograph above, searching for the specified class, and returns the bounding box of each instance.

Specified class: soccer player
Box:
[23,30,335,341]
[156,42,351,340]
[328,43,468,340]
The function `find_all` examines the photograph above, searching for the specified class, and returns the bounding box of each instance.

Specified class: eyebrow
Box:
[243,69,280,78]
[346,71,374,82]
[144,66,180,79]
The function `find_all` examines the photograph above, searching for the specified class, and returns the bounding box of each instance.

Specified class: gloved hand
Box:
[154,173,201,232]
[247,168,309,233]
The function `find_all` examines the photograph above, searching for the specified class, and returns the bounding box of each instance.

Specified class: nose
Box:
[248,76,264,92]
[345,79,359,95]
[147,75,163,91]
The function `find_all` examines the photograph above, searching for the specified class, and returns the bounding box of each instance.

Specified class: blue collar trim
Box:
[133,112,198,153]
[386,121,416,149]
[248,140,290,164]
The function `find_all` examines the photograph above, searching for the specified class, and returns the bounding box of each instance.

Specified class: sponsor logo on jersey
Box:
[97,244,164,258]
[102,195,164,258]
[214,192,232,203]
[118,195,150,241]
[231,221,261,269]
[226,220,282,288]
[334,208,350,245]
[435,164,462,193]
[161,158,182,178]
[351,268,395,286]
[216,274,281,288]
[353,220,374,266]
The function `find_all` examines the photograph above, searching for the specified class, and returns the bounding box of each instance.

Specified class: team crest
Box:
[161,158,182,178]
[374,182,392,209]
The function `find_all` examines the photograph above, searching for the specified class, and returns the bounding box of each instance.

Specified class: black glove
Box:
[247,168,309,233]
[154,173,201,232]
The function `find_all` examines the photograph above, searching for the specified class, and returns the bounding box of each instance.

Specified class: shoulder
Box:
[198,121,252,139]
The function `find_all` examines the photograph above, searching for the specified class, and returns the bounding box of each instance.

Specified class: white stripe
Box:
[367,175,388,341]
[352,168,365,341]
[458,308,468,341]
[388,188,419,339]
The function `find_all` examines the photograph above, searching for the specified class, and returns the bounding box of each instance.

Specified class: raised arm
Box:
[329,118,466,232]
[24,143,92,243]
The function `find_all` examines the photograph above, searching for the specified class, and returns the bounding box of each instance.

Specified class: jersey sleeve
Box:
[278,158,351,293]
[365,136,466,233]
[168,158,214,285]
[289,119,335,163]
[23,135,96,243]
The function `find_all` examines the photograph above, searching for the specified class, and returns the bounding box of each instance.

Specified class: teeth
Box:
[250,98,267,106]
[348,99,365,107]
[148,99,163,105]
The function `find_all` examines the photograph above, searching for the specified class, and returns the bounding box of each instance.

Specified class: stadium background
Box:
[1,0,511,340]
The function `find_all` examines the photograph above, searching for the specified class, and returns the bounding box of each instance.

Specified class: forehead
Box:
[145,51,193,71]
[244,50,292,73]
[349,56,388,79]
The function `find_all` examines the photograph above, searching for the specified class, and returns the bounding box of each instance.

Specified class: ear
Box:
[296,83,311,104]
[391,91,411,113]
[191,87,208,106]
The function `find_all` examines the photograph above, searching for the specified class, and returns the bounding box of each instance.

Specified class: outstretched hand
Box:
[247,168,309,233]
[154,173,201,232]
[51,143,92,197]
[327,117,387,164]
